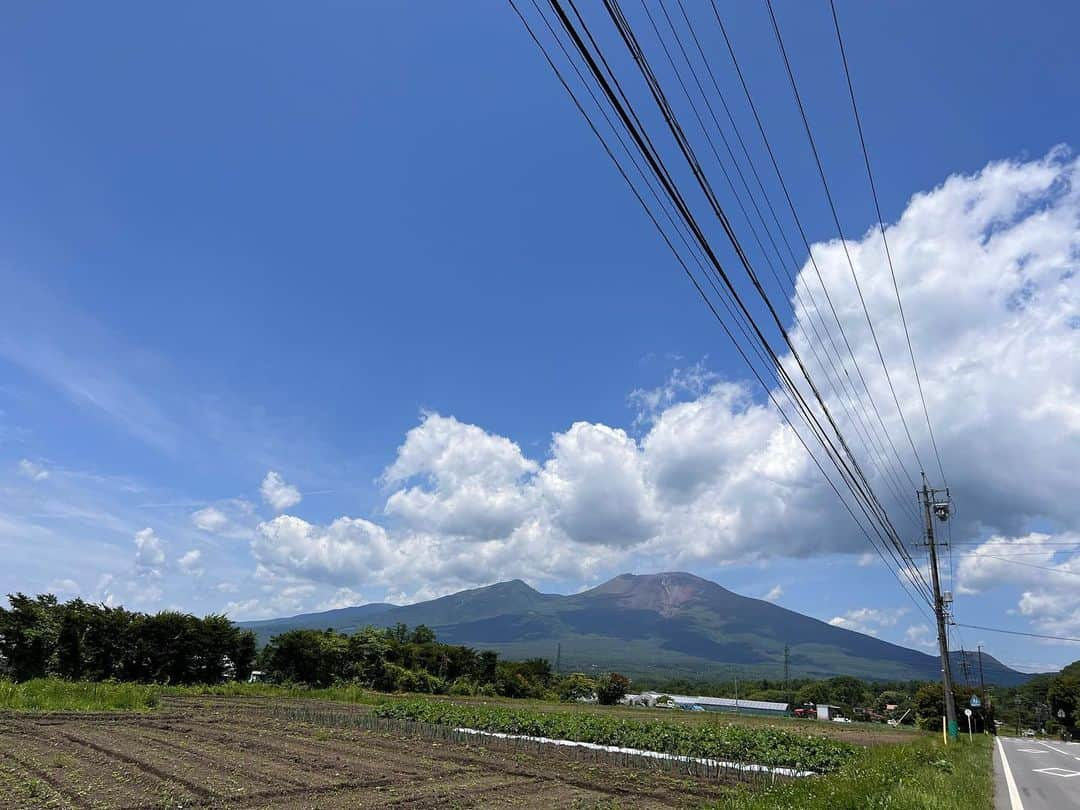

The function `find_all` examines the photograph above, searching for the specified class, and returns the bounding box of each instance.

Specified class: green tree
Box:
[875,690,911,716]
[0,594,61,679]
[827,675,868,709]
[409,625,436,645]
[1048,670,1080,732]
[596,672,631,705]
[557,672,598,702]
[794,681,831,707]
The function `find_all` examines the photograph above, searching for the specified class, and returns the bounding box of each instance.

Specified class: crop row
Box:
[374,698,857,773]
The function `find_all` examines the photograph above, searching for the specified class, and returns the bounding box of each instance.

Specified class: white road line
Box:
[1037,740,1078,759]
[997,737,1026,810]
[1032,767,1080,778]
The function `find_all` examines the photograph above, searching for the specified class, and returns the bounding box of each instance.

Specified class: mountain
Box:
[240,602,396,637]
[238,572,1030,685]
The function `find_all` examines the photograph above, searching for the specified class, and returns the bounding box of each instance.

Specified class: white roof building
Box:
[629,691,789,714]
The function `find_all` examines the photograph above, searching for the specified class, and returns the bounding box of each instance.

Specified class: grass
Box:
[714,734,994,809]
[0,678,159,711]
[0,679,388,712]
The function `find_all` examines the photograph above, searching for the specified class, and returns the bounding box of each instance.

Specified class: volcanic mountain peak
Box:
[584,572,724,616]
[239,572,1032,685]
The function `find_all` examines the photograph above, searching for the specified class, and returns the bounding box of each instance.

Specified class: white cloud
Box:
[192,506,229,532]
[18,459,49,481]
[905,624,937,650]
[187,500,255,540]
[384,413,538,540]
[133,527,166,575]
[828,607,909,636]
[235,150,1080,620]
[957,531,1080,636]
[763,584,783,602]
[224,584,317,620]
[540,422,657,546]
[47,578,80,595]
[955,532,1075,594]
[178,549,204,576]
[317,587,365,611]
[261,471,301,512]
[252,514,394,586]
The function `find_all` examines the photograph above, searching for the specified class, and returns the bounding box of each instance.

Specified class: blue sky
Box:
[2,1,1079,673]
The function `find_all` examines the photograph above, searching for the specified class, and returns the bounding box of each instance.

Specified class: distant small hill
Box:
[238,572,1031,686]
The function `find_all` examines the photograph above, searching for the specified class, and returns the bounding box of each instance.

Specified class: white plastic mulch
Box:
[451,727,818,778]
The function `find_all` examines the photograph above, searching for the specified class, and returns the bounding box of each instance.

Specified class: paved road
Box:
[995,734,1080,809]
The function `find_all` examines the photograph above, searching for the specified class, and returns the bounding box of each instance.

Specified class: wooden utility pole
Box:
[783,644,790,696]
[922,476,958,741]
[977,645,987,701]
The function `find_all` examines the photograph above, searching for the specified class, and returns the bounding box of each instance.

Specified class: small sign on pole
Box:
[970,695,981,708]
[964,708,973,740]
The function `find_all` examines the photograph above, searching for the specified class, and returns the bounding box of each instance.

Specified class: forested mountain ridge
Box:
[239,572,1031,685]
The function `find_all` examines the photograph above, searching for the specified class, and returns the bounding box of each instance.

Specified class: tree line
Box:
[990,660,1080,736]
[259,625,630,703]
[0,594,630,703]
[0,594,257,684]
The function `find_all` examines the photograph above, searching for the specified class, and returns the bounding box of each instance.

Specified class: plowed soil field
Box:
[0,696,737,809]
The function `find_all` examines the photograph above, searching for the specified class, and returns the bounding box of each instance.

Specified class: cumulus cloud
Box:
[239,150,1080,620]
[192,506,229,533]
[134,528,166,575]
[190,501,255,539]
[828,607,909,636]
[252,515,395,586]
[317,587,366,611]
[762,585,783,602]
[224,584,317,620]
[384,413,537,540]
[17,458,49,481]
[178,549,204,576]
[957,532,1080,636]
[905,624,937,650]
[261,471,301,512]
[47,578,80,595]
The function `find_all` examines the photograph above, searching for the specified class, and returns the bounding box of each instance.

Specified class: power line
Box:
[657,0,921,530]
[510,0,934,611]
[595,0,931,601]
[957,623,1080,644]
[827,0,948,488]
[975,554,1080,578]
[955,549,1080,557]
[950,541,1080,547]
[705,0,922,504]
[763,0,926,476]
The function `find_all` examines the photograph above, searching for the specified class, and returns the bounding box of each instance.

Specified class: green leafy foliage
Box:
[256,625,525,693]
[0,594,257,684]
[715,735,993,810]
[0,678,160,711]
[374,698,857,772]
[595,672,630,705]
